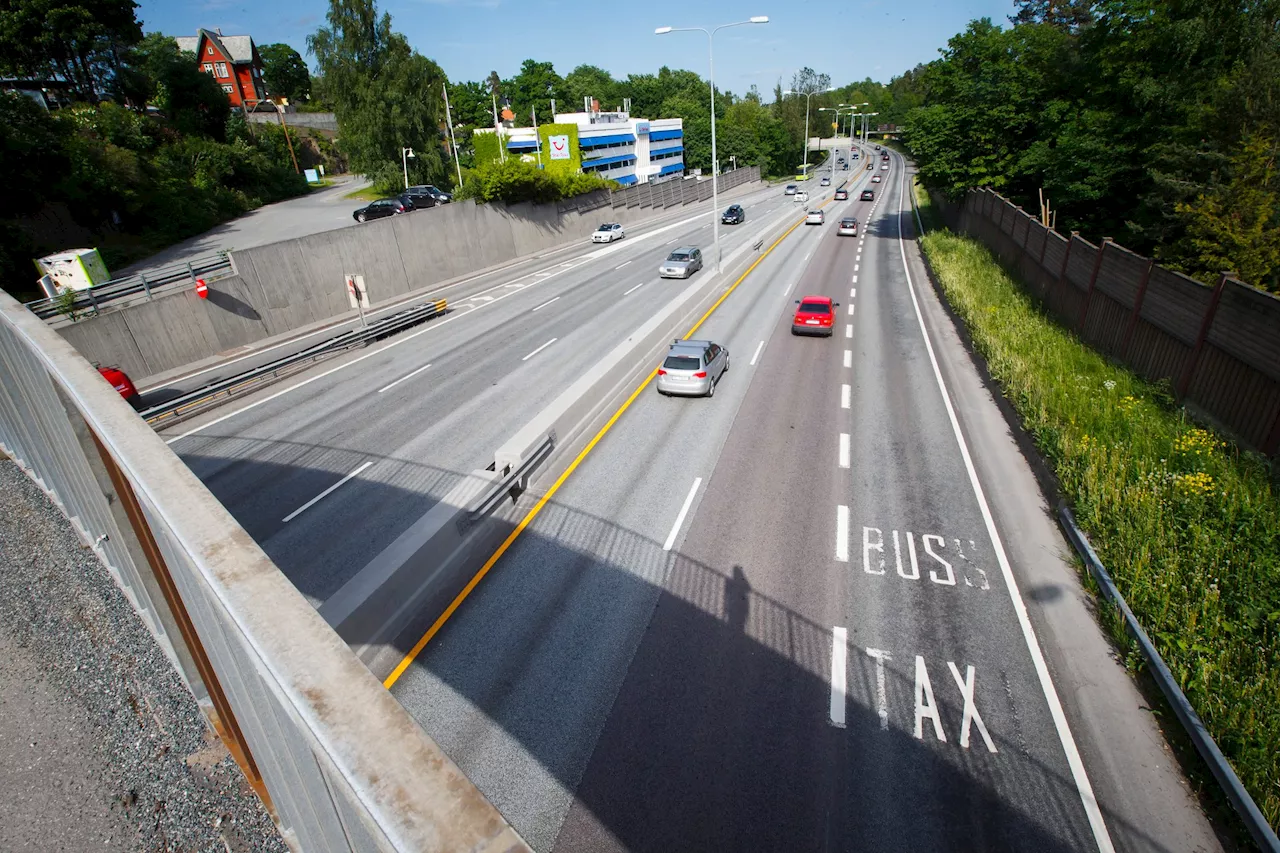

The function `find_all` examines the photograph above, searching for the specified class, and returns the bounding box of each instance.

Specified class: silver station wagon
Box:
[660,247,704,279]
[656,339,730,397]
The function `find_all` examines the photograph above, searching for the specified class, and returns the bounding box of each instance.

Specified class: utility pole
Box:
[442,82,463,186]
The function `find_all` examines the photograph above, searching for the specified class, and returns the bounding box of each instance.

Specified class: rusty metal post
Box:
[1077,237,1112,332]
[1120,258,1155,360]
[1176,272,1232,399]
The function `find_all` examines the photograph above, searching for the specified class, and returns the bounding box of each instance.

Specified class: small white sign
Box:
[548,134,570,160]
[304,168,320,183]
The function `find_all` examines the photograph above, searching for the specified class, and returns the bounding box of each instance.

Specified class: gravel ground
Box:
[0,458,289,853]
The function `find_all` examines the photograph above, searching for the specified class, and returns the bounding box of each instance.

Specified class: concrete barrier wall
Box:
[56,178,760,381]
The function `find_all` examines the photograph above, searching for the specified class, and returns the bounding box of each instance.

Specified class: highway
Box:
[383,148,1223,852]
[160,173,827,604]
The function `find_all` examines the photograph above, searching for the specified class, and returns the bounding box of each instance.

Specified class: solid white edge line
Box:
[282,461,373,523]
[749,340,765,366]
[839,433,850,469]
[532,295,560,312]
[835,505,849,561]
[891,154,1116,852]
[521,337,558,362]
[830,626,848,728]
[377,361,432,393]
[623,281,646,296]
[663,477,703,552]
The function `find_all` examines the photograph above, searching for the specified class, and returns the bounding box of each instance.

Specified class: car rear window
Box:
[668,252,691,261]
[799,302,831,315]
[841,219,856,226]
[663,355,701,370]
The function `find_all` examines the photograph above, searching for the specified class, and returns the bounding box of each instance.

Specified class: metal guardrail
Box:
[469,432,555,525]
[1059,504,1280,852]
[26,253,234,319]
[143,298,448,425]
[0,287,526,851]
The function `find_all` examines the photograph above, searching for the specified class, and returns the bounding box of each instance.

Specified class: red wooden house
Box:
[175,29,266,110]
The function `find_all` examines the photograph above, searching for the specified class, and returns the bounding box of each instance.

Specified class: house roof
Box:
[175,30,257,64]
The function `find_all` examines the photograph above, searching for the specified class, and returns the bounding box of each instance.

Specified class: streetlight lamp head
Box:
[749,16,769,23]
[782,89,794,95]
[406,148,414,158]
[654,25,673,34]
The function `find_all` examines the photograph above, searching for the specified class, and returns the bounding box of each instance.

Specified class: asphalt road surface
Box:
[386,148,1222,852]
[161,174,824,605]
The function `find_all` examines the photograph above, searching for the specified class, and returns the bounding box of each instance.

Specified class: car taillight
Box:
[657,369,667,376]
[694,371,707,378]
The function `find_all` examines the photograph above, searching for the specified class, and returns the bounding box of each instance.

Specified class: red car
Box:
[792,295,839,337]
[98,364,142,410]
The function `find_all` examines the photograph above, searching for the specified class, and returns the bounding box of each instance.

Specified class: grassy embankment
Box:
[912,181,1280,832]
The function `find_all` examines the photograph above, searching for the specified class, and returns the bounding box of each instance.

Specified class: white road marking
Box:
[749,340,764,366]
[843,350,852,368]
[521,337,558,361]
[623,281,646,295]
[830,627,848,728]
[852,275,858,284]
[851,287,857,298]
[665,238,677,245]
[848,303,855,316]
[866,648,891,730]
[914,655,946,741]
[841,384,851,409]
[892,159,1116,851]
[560,262,575,268]
[854,263,860,272]
[948,662,997,752]
[282,461,372,523]
[663,477,702,551]
[377,362,432,393]
[531,296,560,312]
[839,433,850,468]
[845,324,853,338]
[614,260,631,270]
[836,505,849,562]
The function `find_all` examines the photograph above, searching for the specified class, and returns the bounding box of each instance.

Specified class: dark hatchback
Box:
[353,198,409,222]
[722,204,745,224]
[405,184,453,206]
[861,189,875,201]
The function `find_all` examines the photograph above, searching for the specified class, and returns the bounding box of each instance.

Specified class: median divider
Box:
[321,201,809,681]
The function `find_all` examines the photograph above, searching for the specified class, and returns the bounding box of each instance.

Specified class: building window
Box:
[214,62,228,77]
[207,46,213,54]
[202,63,213,74]
[222,85,234,93]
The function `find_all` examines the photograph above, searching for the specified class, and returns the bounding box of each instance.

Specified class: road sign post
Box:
[345,274,369,327]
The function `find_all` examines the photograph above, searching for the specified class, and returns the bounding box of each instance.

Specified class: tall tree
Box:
[308,0,447,188]
[562,64,619,114]
[506,59,562,123]
[259,43,311,102]
[0,0,143,100]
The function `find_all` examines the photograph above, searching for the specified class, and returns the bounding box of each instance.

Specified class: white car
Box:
[794,191,809,203]
[805,209,825,225]
[881,164,889,170]
[871,175,882,183]
[592,223,625,243]
[820,177,831,187]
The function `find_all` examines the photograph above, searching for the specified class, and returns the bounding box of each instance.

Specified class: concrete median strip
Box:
[320,200,809,682]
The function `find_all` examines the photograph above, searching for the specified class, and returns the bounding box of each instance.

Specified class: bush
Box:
[454,157,614,205]
[918,226,1280,833]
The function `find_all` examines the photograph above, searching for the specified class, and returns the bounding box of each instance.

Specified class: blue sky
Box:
[136,0,1014,100]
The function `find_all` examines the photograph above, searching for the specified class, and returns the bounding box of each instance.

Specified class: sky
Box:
[136,0,1016,101]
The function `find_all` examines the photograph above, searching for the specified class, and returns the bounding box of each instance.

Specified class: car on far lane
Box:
[785,184,798,195]
[97,364,142,410]
[722,204,745,224]
[656,339,729,397]
[805,209,825,225]
[834,188,849,200]
[792,295,839,337]
[861,189,875,201]
[592,222,626,243]
[872,175,882,183]
[352,198,409,222]
[660,247,704,279]
[837,217,859,236]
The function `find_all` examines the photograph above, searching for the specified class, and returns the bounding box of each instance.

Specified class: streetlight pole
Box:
[401,146,414,189]
[784,85,835,180]
[442,84,463,187]
[656,15,769,274]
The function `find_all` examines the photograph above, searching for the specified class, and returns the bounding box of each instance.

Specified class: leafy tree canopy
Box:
[260,43,311,102]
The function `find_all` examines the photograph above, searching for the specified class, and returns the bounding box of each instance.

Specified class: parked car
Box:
[400,187,438,209]
[792,296,839,337]
[407,184,452,204]
[660,247,704,279]
[785,184,798,195]
[837,217,859,236]
[834,188,849,200]
[656,339,730,397]
[722,204,745,225]
[861,189,875,201]
[592,223,626,243]
[805,209,825,225]
[98,364,142,410]
[353,199,409,222]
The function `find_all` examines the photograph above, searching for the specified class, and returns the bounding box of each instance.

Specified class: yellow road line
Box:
[382,212,811,689]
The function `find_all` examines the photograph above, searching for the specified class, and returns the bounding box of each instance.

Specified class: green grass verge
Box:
[917,228,1280,832]
[343,186,393,202]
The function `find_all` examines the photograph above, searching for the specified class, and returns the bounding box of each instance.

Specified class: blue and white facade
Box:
[492,111,684,186]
